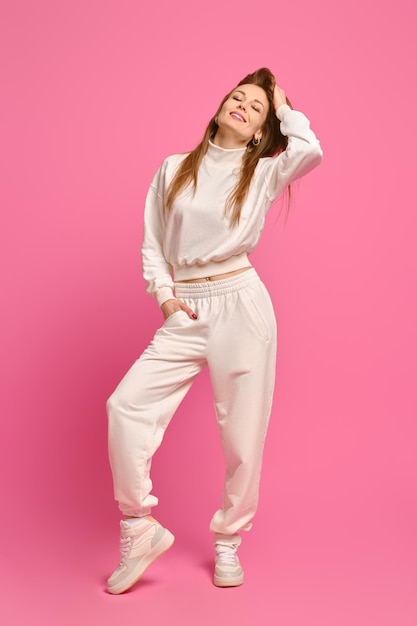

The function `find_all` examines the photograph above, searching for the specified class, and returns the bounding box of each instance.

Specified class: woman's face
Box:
[216,83,269,146]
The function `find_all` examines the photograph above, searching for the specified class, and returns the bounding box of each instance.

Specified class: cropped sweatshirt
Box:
[142,103,323,306]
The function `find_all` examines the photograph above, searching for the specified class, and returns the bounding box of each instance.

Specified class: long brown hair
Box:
[166,68,291,226]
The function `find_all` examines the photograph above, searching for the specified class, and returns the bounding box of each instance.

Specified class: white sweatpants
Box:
[107,269,277,536]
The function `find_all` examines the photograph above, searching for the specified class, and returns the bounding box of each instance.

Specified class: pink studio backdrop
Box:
[1,1,416,624]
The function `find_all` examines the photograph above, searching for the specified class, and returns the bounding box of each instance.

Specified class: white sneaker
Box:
[213,541,244,587]
[107,516,174,594]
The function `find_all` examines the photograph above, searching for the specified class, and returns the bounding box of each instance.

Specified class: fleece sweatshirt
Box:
[142,103,323,306]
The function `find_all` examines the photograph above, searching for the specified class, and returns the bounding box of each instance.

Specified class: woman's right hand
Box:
[273,83,287,111]
[160,298,197,321]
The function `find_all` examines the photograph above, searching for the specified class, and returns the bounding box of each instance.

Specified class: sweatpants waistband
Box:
[174,268,260,299]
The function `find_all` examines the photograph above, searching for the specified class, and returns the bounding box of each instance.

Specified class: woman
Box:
[106,68,322,594]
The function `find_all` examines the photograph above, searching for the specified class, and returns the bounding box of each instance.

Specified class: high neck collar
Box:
[205,140,246,167]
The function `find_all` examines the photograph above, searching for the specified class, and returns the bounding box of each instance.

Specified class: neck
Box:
[211,129,249,150]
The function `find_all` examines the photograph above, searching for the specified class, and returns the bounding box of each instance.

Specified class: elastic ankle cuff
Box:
[213,533,241,546]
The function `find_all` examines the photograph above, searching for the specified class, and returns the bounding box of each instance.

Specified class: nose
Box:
[237,102,246,111]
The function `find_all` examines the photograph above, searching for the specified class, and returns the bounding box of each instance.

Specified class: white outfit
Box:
[107,103,322,536]
[142,103,323,305]
[108,270,276,535]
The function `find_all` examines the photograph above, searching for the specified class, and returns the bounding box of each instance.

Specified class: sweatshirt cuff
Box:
[155,286,176,307]
[276,103,291,121]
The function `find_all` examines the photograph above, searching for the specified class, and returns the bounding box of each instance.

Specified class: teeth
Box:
[231,113,244,122]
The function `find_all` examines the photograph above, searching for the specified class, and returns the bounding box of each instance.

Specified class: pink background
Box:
[1,0,416,624]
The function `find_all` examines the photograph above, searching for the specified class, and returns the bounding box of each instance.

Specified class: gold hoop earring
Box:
[215,116,219,125]
[252,136,261,145]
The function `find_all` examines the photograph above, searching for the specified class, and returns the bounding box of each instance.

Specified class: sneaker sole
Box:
[213,573,244,588]
[107,530,175,594]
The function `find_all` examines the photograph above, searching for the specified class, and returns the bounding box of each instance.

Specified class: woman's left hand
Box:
[160,298,197,321]
[273,84,287,111]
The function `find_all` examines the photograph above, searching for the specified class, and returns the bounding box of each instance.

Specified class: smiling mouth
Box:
[230,112,246,122]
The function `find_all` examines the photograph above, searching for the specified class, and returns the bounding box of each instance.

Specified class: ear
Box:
[254,130,262,141]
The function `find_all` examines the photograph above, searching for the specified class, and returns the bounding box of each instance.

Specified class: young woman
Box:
[106,68,322,594]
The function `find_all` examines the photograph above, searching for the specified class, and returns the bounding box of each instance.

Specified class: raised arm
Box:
[261,83,323,200]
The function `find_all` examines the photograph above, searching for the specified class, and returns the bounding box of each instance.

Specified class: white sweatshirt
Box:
[142,103,323,306]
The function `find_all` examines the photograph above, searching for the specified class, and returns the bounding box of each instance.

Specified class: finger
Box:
[181,304,198,320]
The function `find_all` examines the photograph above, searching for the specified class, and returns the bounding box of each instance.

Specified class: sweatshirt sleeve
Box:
[263,103,323,201]
[141,163,176,307]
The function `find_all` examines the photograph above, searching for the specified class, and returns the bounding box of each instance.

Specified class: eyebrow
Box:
[234,89,265,108]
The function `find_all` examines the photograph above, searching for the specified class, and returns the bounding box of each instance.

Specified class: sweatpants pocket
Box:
[239,287,271,341]
[163,309,188,325]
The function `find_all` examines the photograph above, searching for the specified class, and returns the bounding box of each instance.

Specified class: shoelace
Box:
[216,545,238,566]
[117,536,132,569]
